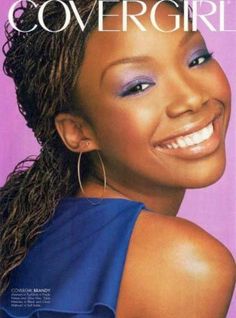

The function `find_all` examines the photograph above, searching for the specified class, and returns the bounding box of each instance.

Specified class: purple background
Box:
[0,0,235,315]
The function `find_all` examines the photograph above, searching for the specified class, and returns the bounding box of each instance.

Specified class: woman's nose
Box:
[165,78,209,118]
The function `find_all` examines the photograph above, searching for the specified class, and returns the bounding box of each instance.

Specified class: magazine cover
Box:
[0,0,235,317]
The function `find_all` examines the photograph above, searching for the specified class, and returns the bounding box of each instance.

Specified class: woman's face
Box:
[74,1,231,190]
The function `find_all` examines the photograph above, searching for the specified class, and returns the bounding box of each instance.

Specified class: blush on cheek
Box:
[97,110,151,157]
[122,109,160,145]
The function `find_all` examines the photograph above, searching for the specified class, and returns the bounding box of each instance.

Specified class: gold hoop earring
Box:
[77,151,107,205]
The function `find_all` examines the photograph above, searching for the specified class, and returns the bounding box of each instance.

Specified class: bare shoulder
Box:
[137,209,236,266]
[116,210,236,318]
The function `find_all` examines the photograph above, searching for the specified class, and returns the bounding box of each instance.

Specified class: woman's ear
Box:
[54,113,99,153]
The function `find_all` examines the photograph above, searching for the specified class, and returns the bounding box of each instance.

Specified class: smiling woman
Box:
[0,0,235,318]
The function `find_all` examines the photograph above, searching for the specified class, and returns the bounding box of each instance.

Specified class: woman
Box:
[0,0,235,317]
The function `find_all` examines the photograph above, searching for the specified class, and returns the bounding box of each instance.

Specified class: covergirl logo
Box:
[8,0,236,33]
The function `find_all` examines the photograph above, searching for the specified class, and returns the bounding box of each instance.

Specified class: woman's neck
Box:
[76,177,185,217]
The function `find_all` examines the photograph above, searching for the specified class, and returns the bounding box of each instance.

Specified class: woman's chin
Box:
[186,160,226,189]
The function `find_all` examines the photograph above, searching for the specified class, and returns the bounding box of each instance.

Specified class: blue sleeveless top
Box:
[0,197,146,318]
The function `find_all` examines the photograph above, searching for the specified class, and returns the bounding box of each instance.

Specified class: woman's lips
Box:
[153,113,224,160]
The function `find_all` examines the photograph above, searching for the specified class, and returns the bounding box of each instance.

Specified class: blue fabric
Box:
[0,197,145,318]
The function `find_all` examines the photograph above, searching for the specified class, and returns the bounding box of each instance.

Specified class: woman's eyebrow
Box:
[100,31,202,85]
[179,30,200,47]
[100,55,153,85]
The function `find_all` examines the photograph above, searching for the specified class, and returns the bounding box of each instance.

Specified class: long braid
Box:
[0,0,96,295]
[0,140,78,293]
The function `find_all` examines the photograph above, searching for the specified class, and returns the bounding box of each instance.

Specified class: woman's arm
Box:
[117,211,236,318]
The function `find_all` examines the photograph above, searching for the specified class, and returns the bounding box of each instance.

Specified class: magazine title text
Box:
[8,0,236,33]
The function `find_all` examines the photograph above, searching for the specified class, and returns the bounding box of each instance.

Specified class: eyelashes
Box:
[189,51,214,68]
[118,78,156,98]
[118,51,214,98]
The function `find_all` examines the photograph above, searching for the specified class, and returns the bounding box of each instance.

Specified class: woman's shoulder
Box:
[137,209,235,258]
[132,209,236,268]
[116,209,236,318]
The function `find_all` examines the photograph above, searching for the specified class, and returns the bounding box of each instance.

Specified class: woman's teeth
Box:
[160,122,214,149]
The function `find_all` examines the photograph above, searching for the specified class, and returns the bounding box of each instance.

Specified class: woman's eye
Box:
[189,52,214,68]
[120,82,154,97]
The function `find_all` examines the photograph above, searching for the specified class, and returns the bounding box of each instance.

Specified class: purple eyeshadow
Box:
[117,75,156,97]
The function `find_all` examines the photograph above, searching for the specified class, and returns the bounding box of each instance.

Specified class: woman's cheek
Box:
[209,62,231,129]
[203,61,231,105]
[97,92,159,135]
[95,105,155,158]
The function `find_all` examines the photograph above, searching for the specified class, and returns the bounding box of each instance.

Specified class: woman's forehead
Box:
[80,2,199,75]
